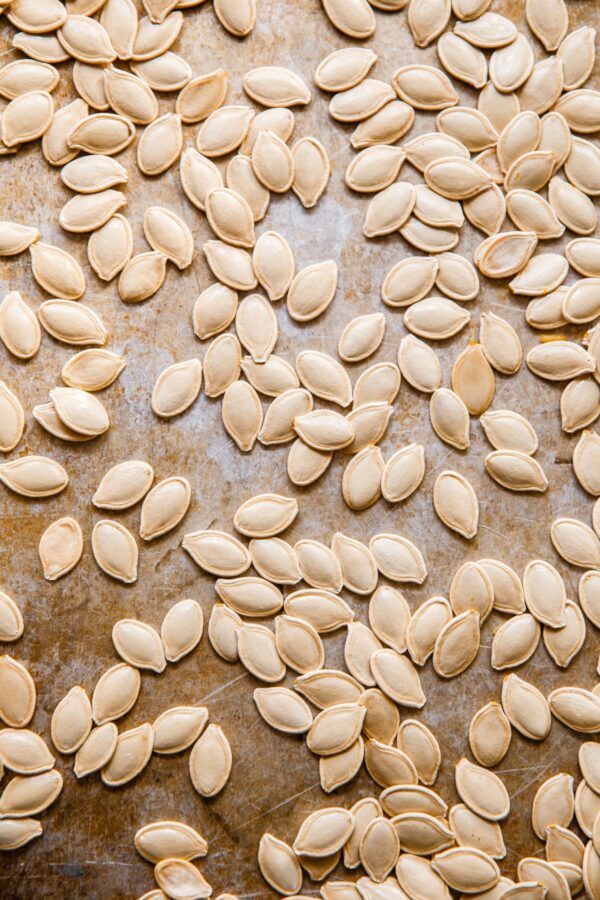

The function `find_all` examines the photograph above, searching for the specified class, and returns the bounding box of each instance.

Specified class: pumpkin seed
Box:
[480,410,538,455]
[49,386,109,437]
[353,364,401,410]
[307,702,365,756]
[92,460,153,512]
[258,833,303,895]
[134,820,208,863]
[359,689,398,744]
[252,130,294,193]
[61,349,125,393]
[294,807,355,858]
[13,32,69,64]
[433,470,479,539]
[137,112,182,174]
[380,783,447,818]
[101,722,154,787]
[558,25,596,91]
[383,257,437,310]
[475,230,538,278]
[259,389,312,447]
[469,702,511,768]
[243,65,310,108]
[205,187,255,249]
[225,153,269,220]
[364,183,415,238]
[485,449,548,492]
[67,112,135,155]
[398,335,442,394]
[189,723,231,797]
[176,69,227,124]
[455,11,517,47]
[365,740,419,789]
[509,253,568,297]
[119,251,167,303]
[577,780,600,835]
[131,12,183,61]
[551,517,600,569]
[132,52,192,92]
[437,32,487,89]
[345,622,382,687]
[161,599,203,663]
[405,131,469,172]
[345,146,405,195]
[345,799,381,870]
[454,758,510,822]
[0,291,41,359]
[30,242,86,300]
[463,184,506,236]
[397,719,441,785]
[526,287,569,331]
[88,214,132,281]
[192,283,237,341]
[112,619,166,673]
[38,516,83,582]
[424,157,490,200]
[293,542,343,594]
[342,447,384,510]
[407,597,452,667]
[203,240,257,291]
[451,343,496,417]
[0,729,53,775]
[275,615,324,673]
[154,860,211,900]
[0,657,35,728]
[371,648,425,707]
[254,687,312,734]
[580,570,600,629]
[332,533,378,596]
[449,804,505,859]
[0,382,24,453]
[241,107,294,154]
[516,858,571,899]
[216,576,282,618]
[480,312,522,374]
[92,520,138,583]
[208,605,242,662]
[527,340,596,381]
[180,147,223,211]
[404,298,470,342]
[367,585,409,654]
[433,847,500,893]
[433,610,480,678]
[491,613,541,670]
[72,60,109,109]
[359,817,399,883]
[320,739,360,787]
[547,824,585,867]
[143,206,193,269]
[183,530,249,578]
[344,402,392,454]
[284,584,354,634]
[502,673,551,740]
[565,378,600,438]
[330,79,395,124]
[549,175,597,235]
[567,238,600,277]
[523,559,566,628]
[222,380,263,450]
[234,493,298,538]
[381,443,425,504]
[315,47,378,92]
[42,97,89,166]
[393,65,458,110]
[0,818,42,851]
[368,533,426,585]
[91,663,140,725]
[0,455,68,498]
[531,772,574,843]
[252,231,294,300]
[0,769,63,818]
[321,0,375,39]
[396,854,450,899]
[506,189,563,240]
[294,669,362,710]
[0,591,23,643]
[0,221,39,259]
[2,90,54,147]
[49,685,91,756]
[152,706,208,755]
[203,334,241,397]
[519,57,564,117]
[151,359,202,417]
[392,812,454,856]
[573,427,600,491]
[351,100,415,150]
[213,0,256,37]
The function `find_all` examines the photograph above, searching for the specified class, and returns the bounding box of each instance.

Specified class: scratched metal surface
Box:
[1,0,600,896]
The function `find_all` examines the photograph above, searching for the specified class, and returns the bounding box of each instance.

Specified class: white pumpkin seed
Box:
[151,359,202,417]
[134,820,207,864]
[91,520,138,583]
[502,673,551,740]
[118,251,167,303]
[321,0,375,39]
[433,470,479,539]
[152,706,208,754]
[551,516,600,569]
[0,770,63,818]
[351,100,415,150]
[393,65,458,110]
[491,613,541,670]
[315,47,378,92]
[101,723,153,787]
[405,298,470,342]
[206,186,255,249]
[87,214,132,282]
[0,455,68,498]
[203,334,241,397]
[469,702,512,767]
[381,443,425,503]
[233,493,298,537]
[177,69,228,123]
[258,833,303,896]
[398,335,441,394]
[558,25,596,90]
[397,719,441,785]
[91,663,140,725]
[38,516,83,582]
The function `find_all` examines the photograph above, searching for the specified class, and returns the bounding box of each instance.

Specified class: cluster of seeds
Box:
[4,0,600,896]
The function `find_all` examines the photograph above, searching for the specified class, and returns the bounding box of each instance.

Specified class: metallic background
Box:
[0,0,598,895]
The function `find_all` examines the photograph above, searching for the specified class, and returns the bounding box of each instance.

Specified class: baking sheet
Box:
[0,0,599,895]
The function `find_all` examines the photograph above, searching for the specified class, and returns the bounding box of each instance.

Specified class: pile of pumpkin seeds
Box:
[4,0,600,895]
